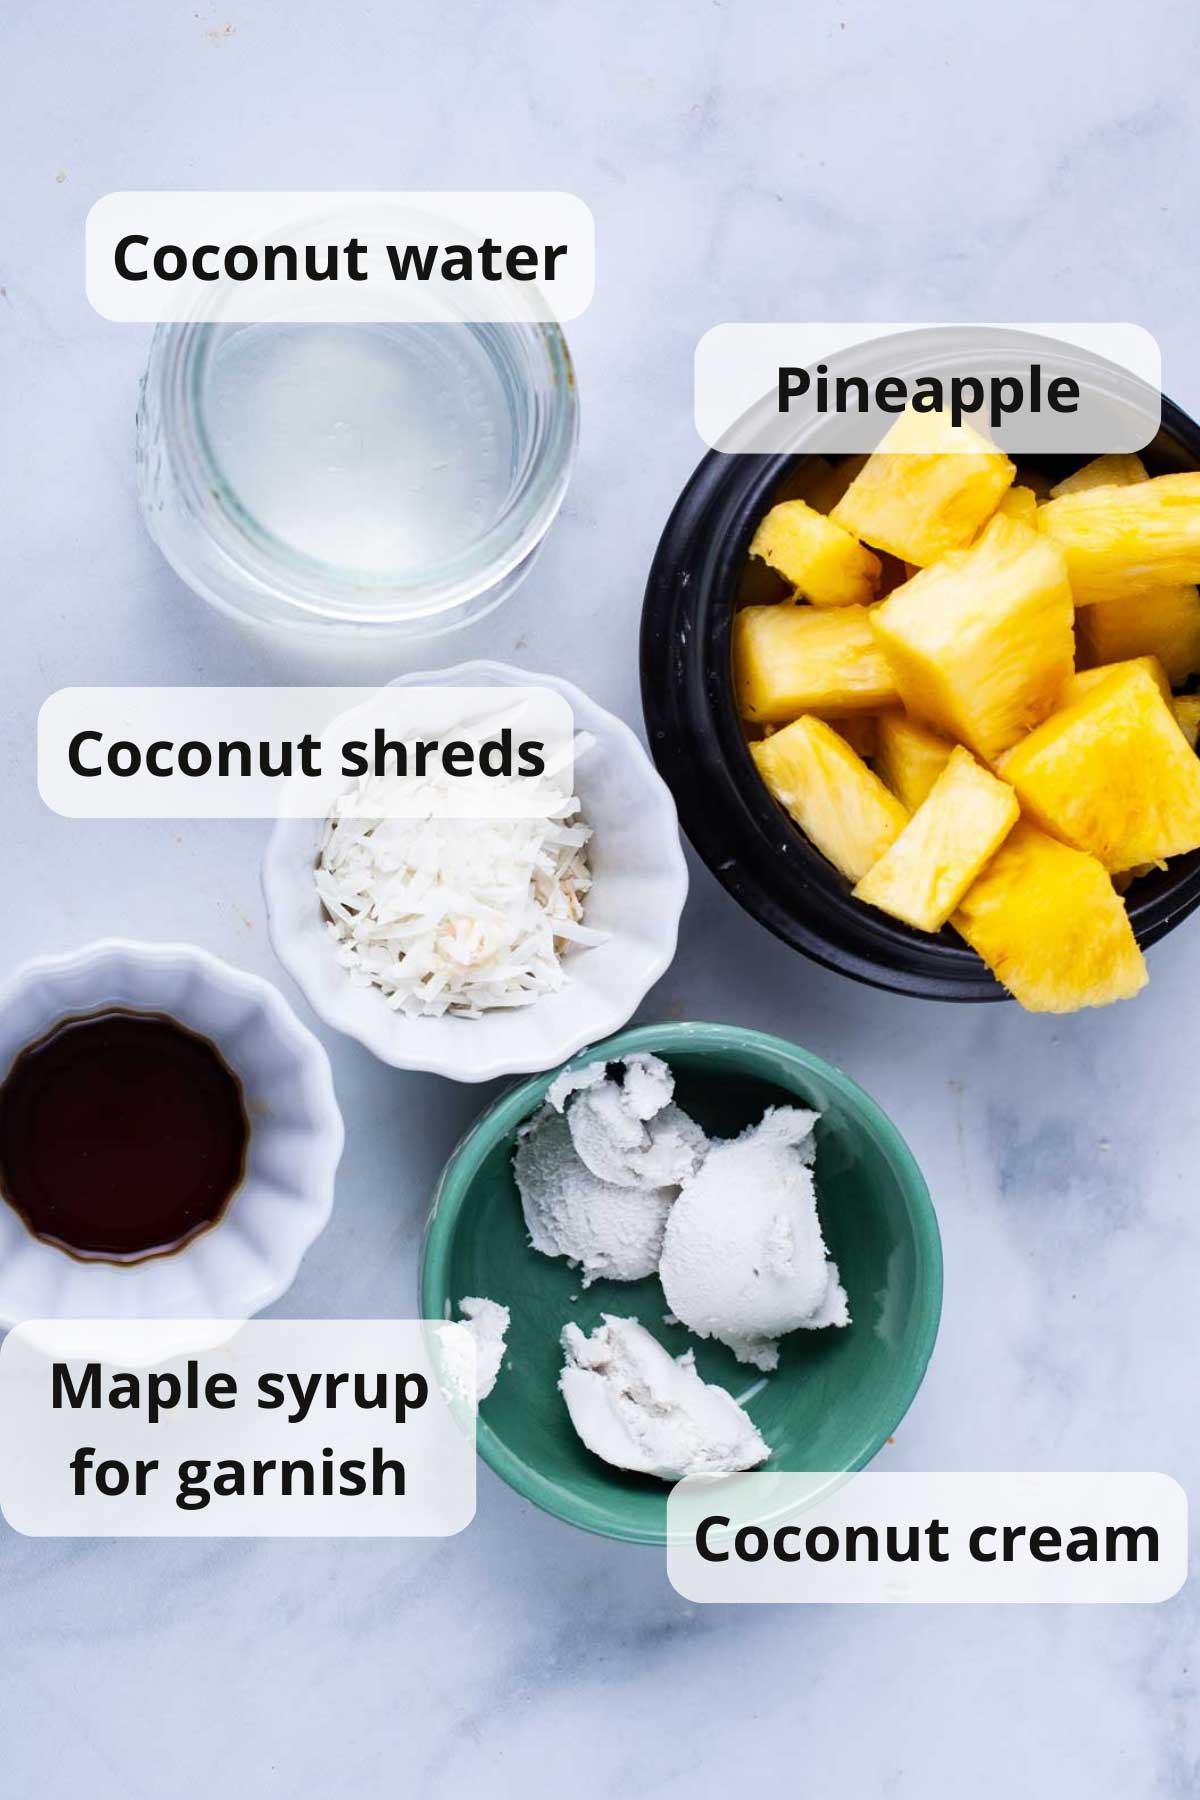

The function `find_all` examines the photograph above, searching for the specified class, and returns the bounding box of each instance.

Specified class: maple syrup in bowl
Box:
[0,941,343,1326]
[0,1010,248,1263]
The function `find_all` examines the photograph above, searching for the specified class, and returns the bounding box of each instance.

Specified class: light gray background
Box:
[3,2,1198,1794]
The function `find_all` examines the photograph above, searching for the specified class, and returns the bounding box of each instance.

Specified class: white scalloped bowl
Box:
[262,662,689,1082]
[0,941,343,1327]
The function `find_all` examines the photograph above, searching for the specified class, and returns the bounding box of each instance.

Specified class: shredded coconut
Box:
[314,753,600,1019]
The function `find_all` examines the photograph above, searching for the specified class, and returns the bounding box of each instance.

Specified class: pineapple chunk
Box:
[994,485,1041,527]
[749,499,882,607]
[734,604,899,724]
[1076,584,1200,686]
[804,454,869,515]
[999,661,1200,870]
[874,712,954,810]
[831,712,882,759]
[869,515,1075,763]
[853,746,1019,931]
[1048,452,1148,498]
[1174,694,1200,748]
[1037,473,1200,605]
[953,821,1147,1012]
[751,716,908,882]
[831,409,1015,565]
[1060,655,1171,707]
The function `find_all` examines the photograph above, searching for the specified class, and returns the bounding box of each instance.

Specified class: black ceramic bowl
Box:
[641,397,1200,1001]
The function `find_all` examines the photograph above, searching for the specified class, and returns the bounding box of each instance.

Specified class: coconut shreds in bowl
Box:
[314,744,606,1019]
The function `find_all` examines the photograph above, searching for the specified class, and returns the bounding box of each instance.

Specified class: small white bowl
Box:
[0,940,343,1327]
[262,661,689,1082]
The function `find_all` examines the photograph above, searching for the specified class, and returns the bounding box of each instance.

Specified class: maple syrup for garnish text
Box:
[0,1009,248,1261]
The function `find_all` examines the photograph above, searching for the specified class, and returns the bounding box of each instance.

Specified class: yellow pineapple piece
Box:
[734,604,899,724]
[953,821,1147,1012]
[994,485,1041,527]
[804,454,869,514]
[751,716,908,882]
[1037,473,1200,605]
[749,499,882,607]
[874,712,954,810]
[869,515,1075,762]
[1174,694,1200,747]
[853,746,1019,931]
[831,409,1015,565]
[1076,584,1200,686]
[830,713,882,759]
[1060,655,1171,707]
[1048,452,1148,498]
[999,661,1200,870]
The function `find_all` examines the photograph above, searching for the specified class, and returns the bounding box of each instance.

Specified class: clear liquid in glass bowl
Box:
[137,314,577,638]
[205,323,513,577]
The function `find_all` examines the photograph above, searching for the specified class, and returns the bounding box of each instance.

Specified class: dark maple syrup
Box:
[0,1009,248,1261]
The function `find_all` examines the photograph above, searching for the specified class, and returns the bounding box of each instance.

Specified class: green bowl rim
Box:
[419,1020,944,1545]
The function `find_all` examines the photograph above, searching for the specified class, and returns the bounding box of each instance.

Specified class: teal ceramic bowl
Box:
[421,1022,942,1544]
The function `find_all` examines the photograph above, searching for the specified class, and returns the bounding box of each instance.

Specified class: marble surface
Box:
[3,1,1199,1793]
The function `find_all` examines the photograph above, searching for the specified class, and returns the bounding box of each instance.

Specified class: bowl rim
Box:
[0,937,344,1324]
[262,660,689,1082]
[641,394,1200,1001]
[419,1019,944,1545]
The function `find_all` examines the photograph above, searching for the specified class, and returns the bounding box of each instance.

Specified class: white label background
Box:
[86,191,595,324]
[667,1471,1187,1603]
[0,1320,478,1537]
[694,322,1162,455]
[37,686,575,819]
